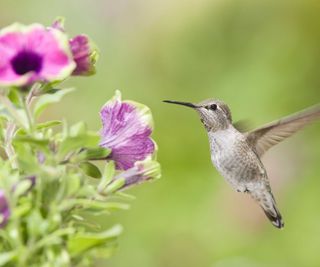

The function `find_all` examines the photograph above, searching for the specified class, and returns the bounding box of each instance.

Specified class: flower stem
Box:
[22,96,34,133]
[26,83,41,105]
[31,227,75,253]
[4,122,18,169]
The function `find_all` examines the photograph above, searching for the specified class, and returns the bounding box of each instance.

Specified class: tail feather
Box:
[261,203,284,229]
[251,190,284,229]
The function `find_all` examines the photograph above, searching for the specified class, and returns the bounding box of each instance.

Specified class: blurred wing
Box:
[245,105,320,157]
[233,119,251,132]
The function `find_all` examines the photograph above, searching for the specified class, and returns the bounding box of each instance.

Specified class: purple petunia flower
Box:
[0,23,75,86]
[0,190,10,228]
[100,90,156,170]
[51,18,98,76]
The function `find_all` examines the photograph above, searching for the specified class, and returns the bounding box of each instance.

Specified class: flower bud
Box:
[69,35,98,76]
[104,157,161,193]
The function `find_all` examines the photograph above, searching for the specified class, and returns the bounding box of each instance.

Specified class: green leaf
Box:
[66,174,81,196]
[98,161,115,193]
[26,210,47,238]
[12,202,32,218]
[15,109,29,129]
[13,179,32,198]
[68,225,123,256]
[88,244,118,259]
[12,143,39,172]
[33,228,75,252]
[115,191,136,200]
[0,251,17,266]
[7,88,20,106]
[59,132,100,157]
[34,88,75,118]
[71,214,84,221]
[16,120,61,135]
[13,136,49,150]
[14,136,49,145]
[79,162,102,179]
[40,83,58,94]
[36,120,62,130]
[78,147,110,161]
[70,121,87,136]
[60,198,129,212]
[101,178,125,195]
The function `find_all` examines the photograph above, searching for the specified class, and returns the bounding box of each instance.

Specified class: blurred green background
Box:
[1,0,320,266]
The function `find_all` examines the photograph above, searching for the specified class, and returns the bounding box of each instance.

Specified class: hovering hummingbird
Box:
[164,99,320,229]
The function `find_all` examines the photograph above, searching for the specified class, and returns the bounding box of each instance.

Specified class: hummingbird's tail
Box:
[250,190,284,229]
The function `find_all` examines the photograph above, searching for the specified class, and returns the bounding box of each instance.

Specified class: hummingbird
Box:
[164,99,320,229]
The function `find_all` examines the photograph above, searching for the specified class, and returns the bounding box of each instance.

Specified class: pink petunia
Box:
[0,23,75,86]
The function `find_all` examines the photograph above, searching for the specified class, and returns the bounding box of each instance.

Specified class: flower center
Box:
[11,50,43,75]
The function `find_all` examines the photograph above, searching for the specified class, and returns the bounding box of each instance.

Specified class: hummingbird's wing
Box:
[245,104,320,157]
[233,120,251,132]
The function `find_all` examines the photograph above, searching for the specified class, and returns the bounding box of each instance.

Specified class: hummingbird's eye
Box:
[210,104,217,111]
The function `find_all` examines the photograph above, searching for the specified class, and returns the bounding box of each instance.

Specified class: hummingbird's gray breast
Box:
[208,127,267,192]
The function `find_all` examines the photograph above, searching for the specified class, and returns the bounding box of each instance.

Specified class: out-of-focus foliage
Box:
[0,85,124,266]
[0,1,319,267]
[0,19,160,266]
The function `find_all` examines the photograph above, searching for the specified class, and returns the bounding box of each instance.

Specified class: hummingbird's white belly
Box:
[208,128,266,192]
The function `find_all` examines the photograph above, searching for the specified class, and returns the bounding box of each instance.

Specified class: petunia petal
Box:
[100,90,156,170]
[29,26,75,81]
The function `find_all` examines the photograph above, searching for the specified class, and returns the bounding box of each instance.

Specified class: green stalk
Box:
[21,96,34,133]
[4,122,18,169]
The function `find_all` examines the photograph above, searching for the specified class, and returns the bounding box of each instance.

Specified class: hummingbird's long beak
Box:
[163,100,198,109]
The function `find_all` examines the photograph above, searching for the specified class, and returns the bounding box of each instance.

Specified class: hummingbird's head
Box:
[163,99,232,131]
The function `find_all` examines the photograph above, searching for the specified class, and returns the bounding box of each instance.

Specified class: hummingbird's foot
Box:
[236,187,250,193]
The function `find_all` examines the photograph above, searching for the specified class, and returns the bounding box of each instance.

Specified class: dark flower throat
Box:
[11,50,43,75]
